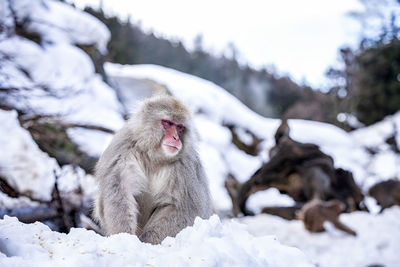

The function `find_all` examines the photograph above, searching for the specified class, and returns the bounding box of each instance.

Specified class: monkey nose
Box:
[171,128,179,140]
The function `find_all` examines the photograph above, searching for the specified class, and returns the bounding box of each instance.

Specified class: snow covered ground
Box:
[0,215,313,267]
[240,207,400,267]
[1,0,400,266]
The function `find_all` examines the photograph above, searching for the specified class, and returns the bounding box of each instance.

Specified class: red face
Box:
[161,119,185,155]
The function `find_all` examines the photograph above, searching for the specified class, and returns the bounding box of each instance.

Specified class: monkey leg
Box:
[261,205,302,220]
[332,220,357,236]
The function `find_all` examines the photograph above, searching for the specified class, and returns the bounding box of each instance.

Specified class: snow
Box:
[197,142,231,211]
[11,0,110,53]
[240,207,400,267]
[57,165,98,199]
[66,128,114,157]
[0,110,57,201]
[0,0,125,158]
[0,192,40,210]
[225,146,262,183]
[352,112,400,150]
[0,36,124,130]
[247,189,296,214]
[351,112,400,189]
[368,151,399,179]
[0,215,313,267]
[0,1,13,40]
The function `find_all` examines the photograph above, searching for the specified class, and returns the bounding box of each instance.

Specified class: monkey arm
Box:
[100,185,139,235]
[139,204,190,245]
[98,162,146,235]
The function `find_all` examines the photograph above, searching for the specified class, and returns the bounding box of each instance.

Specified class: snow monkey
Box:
[94,95,213,244]
[368,179,400,212]
[298,199,357,236]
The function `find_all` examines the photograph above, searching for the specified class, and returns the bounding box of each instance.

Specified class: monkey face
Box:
[161,118,185,157]
[134,96,191,161]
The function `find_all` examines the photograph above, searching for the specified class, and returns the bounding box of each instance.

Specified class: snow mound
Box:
[0,110,57,201]
[0,215,313,267]
[240,206,400,267]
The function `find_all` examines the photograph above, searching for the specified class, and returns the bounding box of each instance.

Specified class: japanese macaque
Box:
[94,95,213,244]
[368,179,400,212]
[298,199,357,236]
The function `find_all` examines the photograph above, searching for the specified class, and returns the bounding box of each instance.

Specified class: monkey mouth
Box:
[162,144,180,152]
[164,144,178,149]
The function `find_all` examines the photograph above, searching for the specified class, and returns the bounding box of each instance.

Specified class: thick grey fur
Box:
[94,95,213,244]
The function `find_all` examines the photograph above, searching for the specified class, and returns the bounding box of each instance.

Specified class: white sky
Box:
[70,0,365,89]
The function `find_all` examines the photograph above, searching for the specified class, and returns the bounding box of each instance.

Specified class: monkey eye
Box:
[161,119,173,129]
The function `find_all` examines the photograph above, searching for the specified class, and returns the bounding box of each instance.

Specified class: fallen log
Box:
[227,119,366,218]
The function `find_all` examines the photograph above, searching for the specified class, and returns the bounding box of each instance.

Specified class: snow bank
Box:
[240,206,400,267]
[0,215,313,267]
[0,110,57,201]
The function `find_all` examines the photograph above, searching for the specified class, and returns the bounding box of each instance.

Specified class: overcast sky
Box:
[70,0,365,89]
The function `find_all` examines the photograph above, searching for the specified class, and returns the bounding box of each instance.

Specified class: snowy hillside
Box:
[0,0,399,267]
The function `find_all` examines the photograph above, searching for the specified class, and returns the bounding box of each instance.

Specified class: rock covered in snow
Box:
[10,0,110,53]
[0,110,57,201]
[0,0,125,157]
[0,215,313,267]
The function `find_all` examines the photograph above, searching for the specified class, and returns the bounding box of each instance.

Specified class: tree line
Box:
[85,2,400,128]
